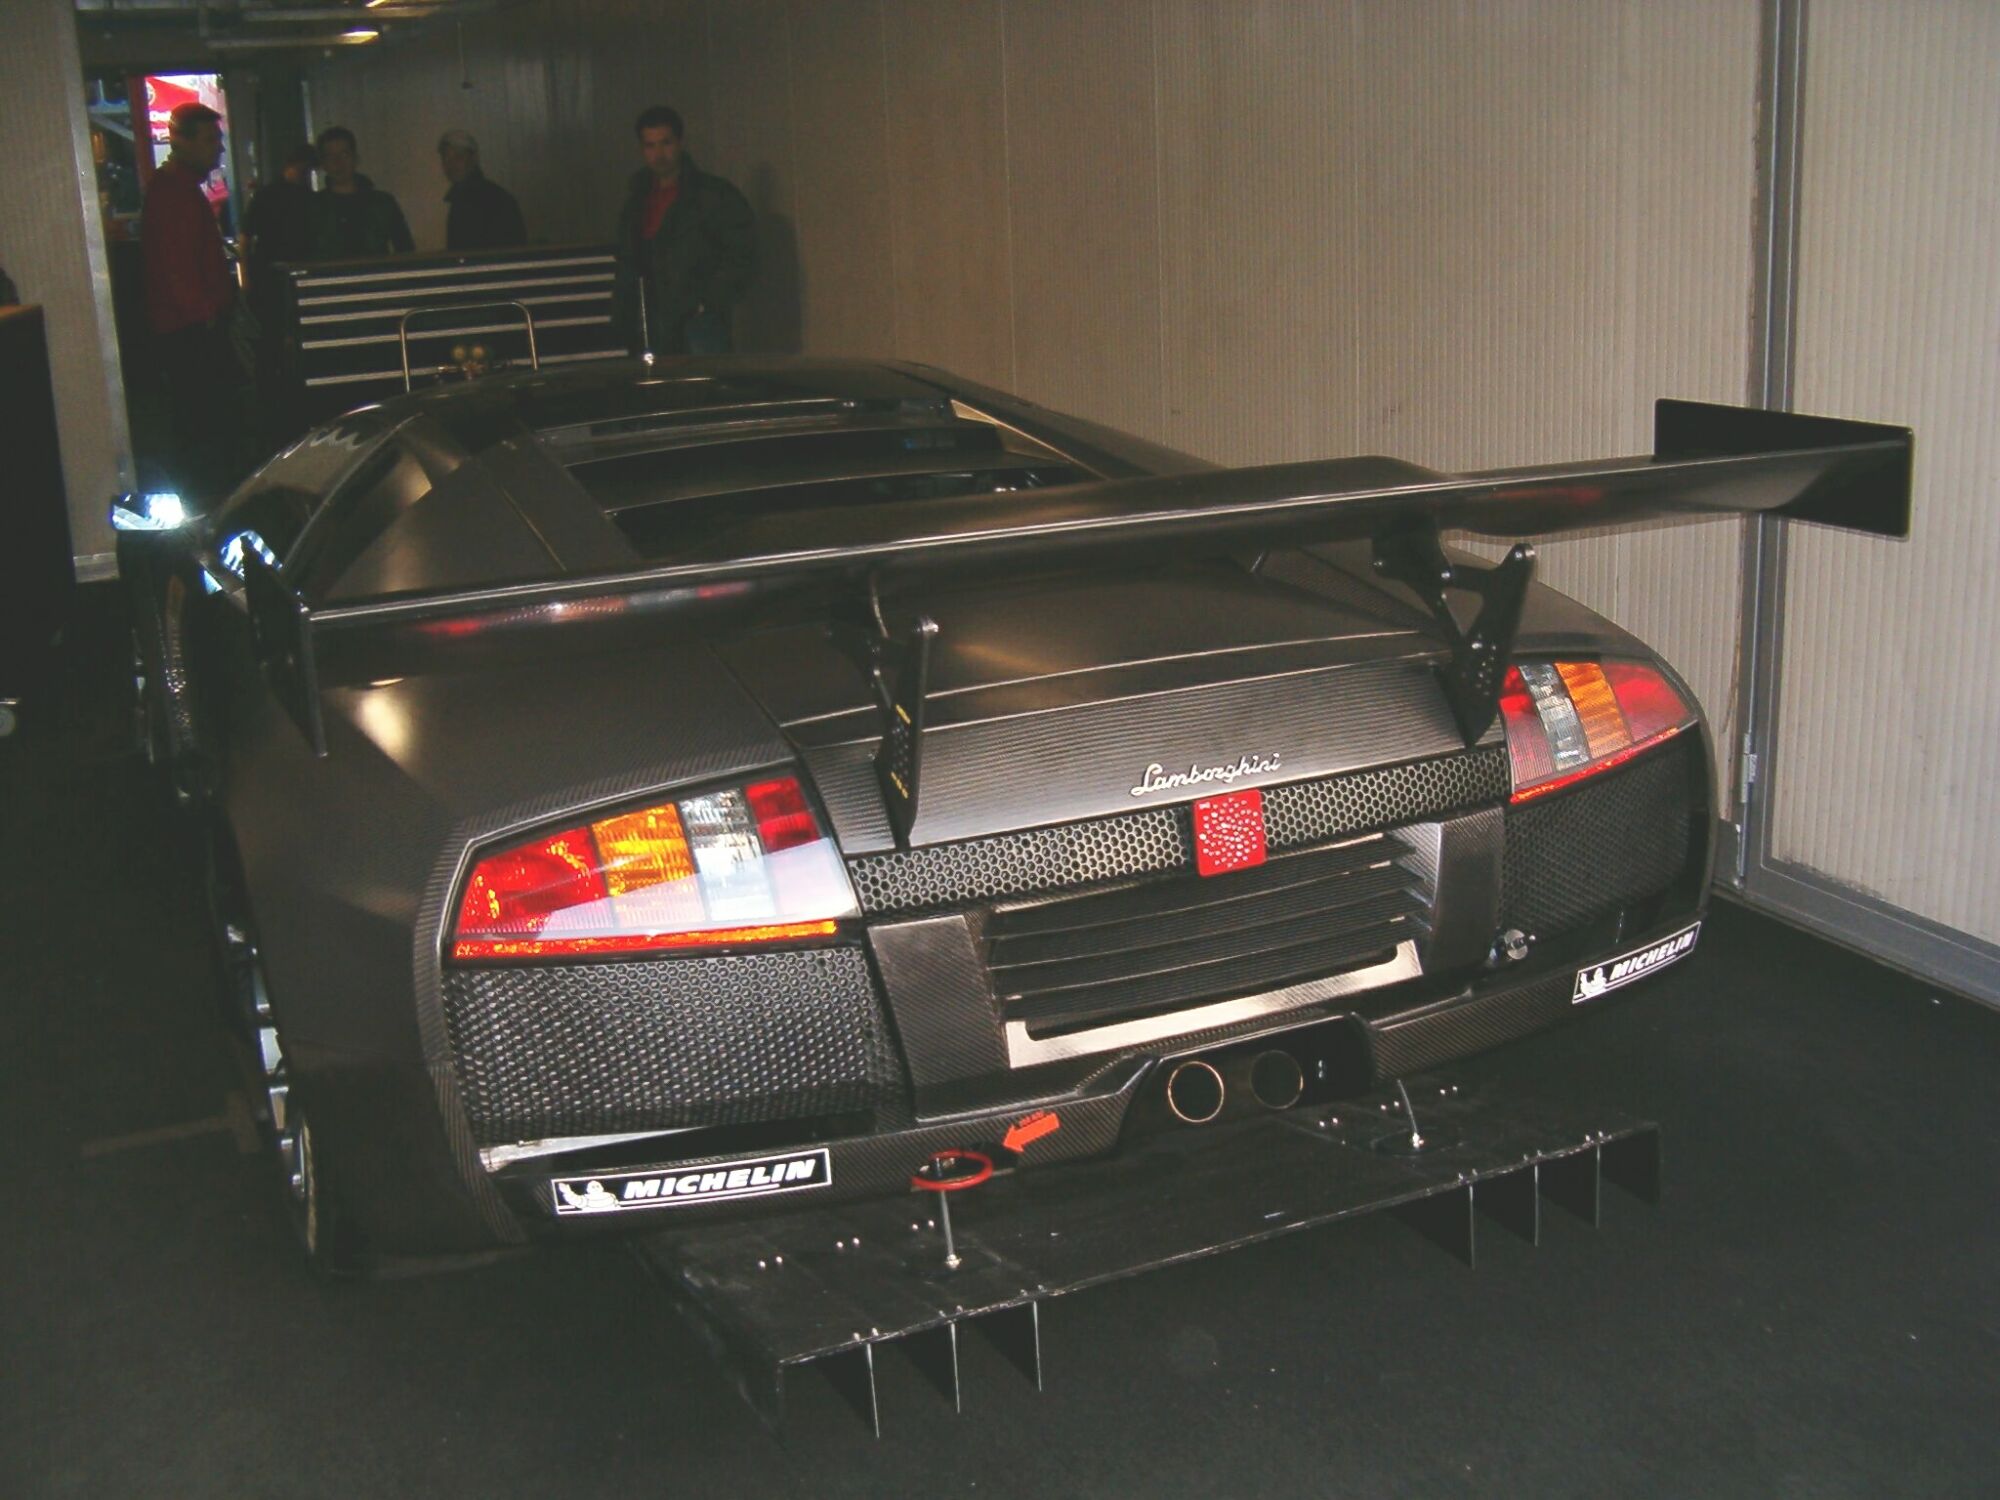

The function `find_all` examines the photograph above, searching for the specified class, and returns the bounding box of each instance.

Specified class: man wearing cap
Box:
[140,101,244,496]
[438,129,526,251]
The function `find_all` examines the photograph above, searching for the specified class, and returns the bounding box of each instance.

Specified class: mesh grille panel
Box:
[1501,740,1694,940]
[848,747,1505,915]
[440,947,899,1145]
[848,808,1189,915]
[1263,748,1508,850]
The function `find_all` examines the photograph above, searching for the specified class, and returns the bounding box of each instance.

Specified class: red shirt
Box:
[641,176,682,240]
[143,158,233,334]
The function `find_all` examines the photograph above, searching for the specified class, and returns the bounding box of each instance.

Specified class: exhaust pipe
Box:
[1163,1059,1226,1124]
[1226,1049,1305,1111]
[1161,1049,1304,1125]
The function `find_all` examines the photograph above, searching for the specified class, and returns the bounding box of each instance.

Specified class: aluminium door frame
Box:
[1727,0,2000,1008]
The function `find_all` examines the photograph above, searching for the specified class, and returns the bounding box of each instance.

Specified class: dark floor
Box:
[4,588,1998,1498]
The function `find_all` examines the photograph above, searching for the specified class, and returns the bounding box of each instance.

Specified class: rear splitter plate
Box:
[632,1078,1659,1433]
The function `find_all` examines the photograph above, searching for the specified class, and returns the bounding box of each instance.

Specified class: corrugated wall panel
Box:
[1001,0,1163,437]
[2,0,132,566]
[881,0,1015,385]
[782,0,898,358]
[1153,1,1360,467]
[705,1,802,354]
[1774,0,2000,943]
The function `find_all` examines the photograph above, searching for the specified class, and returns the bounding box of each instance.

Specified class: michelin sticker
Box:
[552,1148,831,1215]
[1573,922,1700,1004]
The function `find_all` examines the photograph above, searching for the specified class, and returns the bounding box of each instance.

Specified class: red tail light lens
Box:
[1501,660,1693,803]
[451,773,855,961]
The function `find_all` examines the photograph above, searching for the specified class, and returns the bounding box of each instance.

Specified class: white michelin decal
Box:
[1573,922,1701,1003]
[552,1148,832,1215]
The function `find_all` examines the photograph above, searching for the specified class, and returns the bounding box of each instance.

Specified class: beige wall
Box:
[3,0,134,571]
[1773,0,2000,944]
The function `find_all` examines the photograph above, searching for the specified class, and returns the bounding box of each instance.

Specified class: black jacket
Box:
[613,156,755,354]
[446,170,527,251]
[308,175,415,260]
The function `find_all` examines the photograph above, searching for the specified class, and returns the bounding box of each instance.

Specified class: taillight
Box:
[451,773,856,961]
[1499,660,1693,804]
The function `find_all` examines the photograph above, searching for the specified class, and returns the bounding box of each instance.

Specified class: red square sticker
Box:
[1192,789,1267,877]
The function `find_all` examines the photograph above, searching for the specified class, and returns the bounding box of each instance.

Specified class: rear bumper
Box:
[331,729,1712,1256]
[481,899,1706,1238]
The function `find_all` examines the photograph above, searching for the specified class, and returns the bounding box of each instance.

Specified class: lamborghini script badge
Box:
[1572,922,1700,1004]
[1131,752,1282,797]
[551,1148,831,1215]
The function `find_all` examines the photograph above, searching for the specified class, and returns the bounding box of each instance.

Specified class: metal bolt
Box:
[758,1259,767,1270]
[774,1255,783,1266]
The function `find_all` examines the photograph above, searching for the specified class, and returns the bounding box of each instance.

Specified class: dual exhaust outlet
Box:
[1162,1048,1305,1125]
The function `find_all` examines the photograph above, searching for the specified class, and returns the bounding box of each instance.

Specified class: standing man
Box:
[308,126,414,260]
[614,105,754,356]
[244,141,317,311]
[140,101,243,497]
[438,129,527,251]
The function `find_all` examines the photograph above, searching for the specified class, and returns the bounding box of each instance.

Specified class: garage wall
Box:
[1769,0,2000,947]
[312,0,1760,780]
[4,0,134,572]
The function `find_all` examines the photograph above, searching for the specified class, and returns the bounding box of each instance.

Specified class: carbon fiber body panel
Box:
[440,947,901,1146]
[848,746,1506,916]
[1500,739,1695,941]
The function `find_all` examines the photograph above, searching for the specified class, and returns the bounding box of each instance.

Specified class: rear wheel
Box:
[205,832,364,1275]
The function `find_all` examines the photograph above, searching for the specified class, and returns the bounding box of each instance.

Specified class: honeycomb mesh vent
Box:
[1501,741,1694,941]
[848,746,1507,916]
[440,947,899,1145]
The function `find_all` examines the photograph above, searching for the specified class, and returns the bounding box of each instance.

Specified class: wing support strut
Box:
[851,578,938,850]
[1371,524,1536,746]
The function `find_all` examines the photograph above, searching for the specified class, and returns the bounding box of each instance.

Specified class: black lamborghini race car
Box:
[115,359,1909,1272]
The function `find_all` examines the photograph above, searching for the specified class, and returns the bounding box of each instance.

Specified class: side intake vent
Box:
[440,947,900,1145]
[1499,740,1695,942]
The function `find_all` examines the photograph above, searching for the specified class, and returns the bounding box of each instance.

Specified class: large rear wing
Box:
[247,398,1909,835]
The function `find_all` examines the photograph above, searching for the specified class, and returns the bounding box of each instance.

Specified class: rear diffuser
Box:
[631,1077,1659,1433]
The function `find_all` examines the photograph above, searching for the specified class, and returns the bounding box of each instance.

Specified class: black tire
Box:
[284,1105,367,1278]
[129,562,209,802]
[203,826,366,1276]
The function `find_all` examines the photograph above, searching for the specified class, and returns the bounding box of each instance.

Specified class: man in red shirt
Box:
[141,101,244,498]
[613,105,754,356]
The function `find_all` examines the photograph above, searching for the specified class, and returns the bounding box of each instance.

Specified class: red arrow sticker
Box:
[1003,1110,1062,1154]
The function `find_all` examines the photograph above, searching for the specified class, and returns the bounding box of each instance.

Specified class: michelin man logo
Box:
[1572,922,1700,1004]
[556,1180,621,1214]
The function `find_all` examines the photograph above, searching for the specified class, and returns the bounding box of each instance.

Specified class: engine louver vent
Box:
[987,832,1428,1037]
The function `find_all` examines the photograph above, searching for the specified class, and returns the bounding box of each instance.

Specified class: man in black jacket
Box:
[613,105,754,356]
[308,127,414,260]
[438,129,527,251]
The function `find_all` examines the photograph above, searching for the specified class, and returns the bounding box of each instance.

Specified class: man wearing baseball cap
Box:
[140,100,244,496]
[438,129,526,251]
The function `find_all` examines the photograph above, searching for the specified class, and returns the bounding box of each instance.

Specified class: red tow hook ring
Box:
[909,1148,993,1193]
